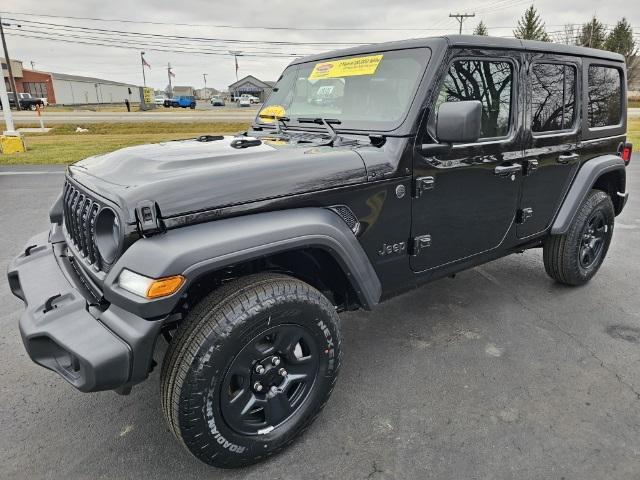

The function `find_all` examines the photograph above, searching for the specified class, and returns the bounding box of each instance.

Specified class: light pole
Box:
[203,73,208,100]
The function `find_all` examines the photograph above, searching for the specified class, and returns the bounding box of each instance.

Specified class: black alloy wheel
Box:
[543,189,615,285]
[160,273,341,468]
[220,324,320,436]
[578,210,608,269]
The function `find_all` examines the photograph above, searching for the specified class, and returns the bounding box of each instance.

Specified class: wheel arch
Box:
[551,155,626,235]
[103,208,382,318]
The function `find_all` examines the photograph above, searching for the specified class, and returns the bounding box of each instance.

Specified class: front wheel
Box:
[160,273,341,468]
[543,189,614,285]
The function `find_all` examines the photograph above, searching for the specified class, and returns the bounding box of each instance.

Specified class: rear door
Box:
[517,55,581,238]
[410,49,525,272]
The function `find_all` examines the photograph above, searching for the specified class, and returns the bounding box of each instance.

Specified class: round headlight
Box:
[95,208,121,263]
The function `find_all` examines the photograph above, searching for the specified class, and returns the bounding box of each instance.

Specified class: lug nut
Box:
[271,356,281,366]
[255,364,265,374]
[278,368,287,377]
[253,382,263,392]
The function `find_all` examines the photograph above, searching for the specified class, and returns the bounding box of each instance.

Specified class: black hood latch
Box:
[135,200,165,237]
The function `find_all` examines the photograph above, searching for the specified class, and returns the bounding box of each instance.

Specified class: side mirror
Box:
[436,100,482,144]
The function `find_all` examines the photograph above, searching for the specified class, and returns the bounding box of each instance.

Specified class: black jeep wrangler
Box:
[8,36,632,468]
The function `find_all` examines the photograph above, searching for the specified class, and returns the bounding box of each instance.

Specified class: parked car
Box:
[239,93,260,104]
[8,36,632,469]
[154,95,166,106]
[163,96,196,109]
[210,96,225,106]
[238,96,251,107]
[0,92,45,110]
[20,93,48,106]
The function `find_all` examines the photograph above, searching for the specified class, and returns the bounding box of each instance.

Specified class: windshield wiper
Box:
[257,114,290,136]
[297,117,341,146]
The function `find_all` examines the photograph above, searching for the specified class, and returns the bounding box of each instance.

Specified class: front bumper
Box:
[8,230,164,393]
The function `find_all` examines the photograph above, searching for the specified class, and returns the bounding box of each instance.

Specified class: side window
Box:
[531,63,576,133]
[587,66,622,128]
[435,59,513,138]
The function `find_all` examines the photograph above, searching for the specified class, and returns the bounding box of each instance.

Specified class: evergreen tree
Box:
[579,16,606,49]
[473,21,489,36]
[604,18,638,87]
[513,5,550,41]
[605,18,635,55]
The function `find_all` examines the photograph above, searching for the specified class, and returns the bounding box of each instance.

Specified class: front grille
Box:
[62,180,102,270]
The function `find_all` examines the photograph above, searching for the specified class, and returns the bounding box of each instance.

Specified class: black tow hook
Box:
[43,294,62,314]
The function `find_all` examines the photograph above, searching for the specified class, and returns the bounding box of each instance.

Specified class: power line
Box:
[3,31,306,58]
[3,17,370,47]
[3,26,320,56]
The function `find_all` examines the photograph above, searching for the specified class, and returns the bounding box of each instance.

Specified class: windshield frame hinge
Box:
[413,176,435,198]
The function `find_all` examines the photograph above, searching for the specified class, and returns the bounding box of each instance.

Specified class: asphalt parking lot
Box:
[1,158,639,479]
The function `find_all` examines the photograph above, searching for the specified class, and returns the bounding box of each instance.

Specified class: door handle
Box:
[558,152,579,164]
[494,164,522,176]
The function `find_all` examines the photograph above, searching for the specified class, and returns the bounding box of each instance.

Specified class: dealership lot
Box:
[1,158,639,479]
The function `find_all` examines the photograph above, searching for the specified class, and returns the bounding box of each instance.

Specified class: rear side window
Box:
[531,63,576,132]
[435,60,513,138]
[587,66,622,128]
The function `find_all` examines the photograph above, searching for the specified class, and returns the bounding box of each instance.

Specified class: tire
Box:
[160,273,342,468]
[543,189,614,286]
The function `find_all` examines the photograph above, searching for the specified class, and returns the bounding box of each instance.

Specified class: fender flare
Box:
[103,208,382,318]
[551,155,626,235]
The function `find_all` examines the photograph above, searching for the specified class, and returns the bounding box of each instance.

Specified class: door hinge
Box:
[516,207,534,224]
[410,234,432,256]
[413,176,435,198]
[524,159,539,176]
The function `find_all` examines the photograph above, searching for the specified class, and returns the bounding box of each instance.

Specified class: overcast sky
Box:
[2,0,639,91]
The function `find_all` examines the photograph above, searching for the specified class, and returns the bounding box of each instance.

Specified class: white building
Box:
[50,72,142,105]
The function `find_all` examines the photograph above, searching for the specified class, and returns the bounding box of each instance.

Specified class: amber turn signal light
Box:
[146,275,185,299]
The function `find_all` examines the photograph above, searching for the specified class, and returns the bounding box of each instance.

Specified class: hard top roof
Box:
[289,35,625,66]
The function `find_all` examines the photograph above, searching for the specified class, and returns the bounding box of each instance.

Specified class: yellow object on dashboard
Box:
[258,105,286,123]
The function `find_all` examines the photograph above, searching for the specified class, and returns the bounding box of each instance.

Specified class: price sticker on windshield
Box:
[308,54,383,80]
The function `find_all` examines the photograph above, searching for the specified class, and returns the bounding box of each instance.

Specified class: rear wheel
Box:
[543,189,614,285]
[160,273,341,468]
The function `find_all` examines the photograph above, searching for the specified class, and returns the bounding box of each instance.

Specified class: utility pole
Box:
[140,51,147,87]
[0,17,21,110]
[449,13,475,34]
[203,73,208,100]
[167,63,173,97]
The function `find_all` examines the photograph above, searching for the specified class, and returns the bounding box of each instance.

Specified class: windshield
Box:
[257,48,430,131]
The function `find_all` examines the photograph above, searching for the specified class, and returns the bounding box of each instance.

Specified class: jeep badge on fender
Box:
[8,35,630,468]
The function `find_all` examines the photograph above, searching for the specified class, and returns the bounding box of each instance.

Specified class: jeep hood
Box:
[68,135,368,220]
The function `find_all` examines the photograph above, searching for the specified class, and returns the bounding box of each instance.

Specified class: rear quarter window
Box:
[587,65,622,128]
[531,63,577,133]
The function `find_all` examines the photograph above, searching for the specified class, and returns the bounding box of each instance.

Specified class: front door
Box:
[517,55,581,238]
[411,50,524,272]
